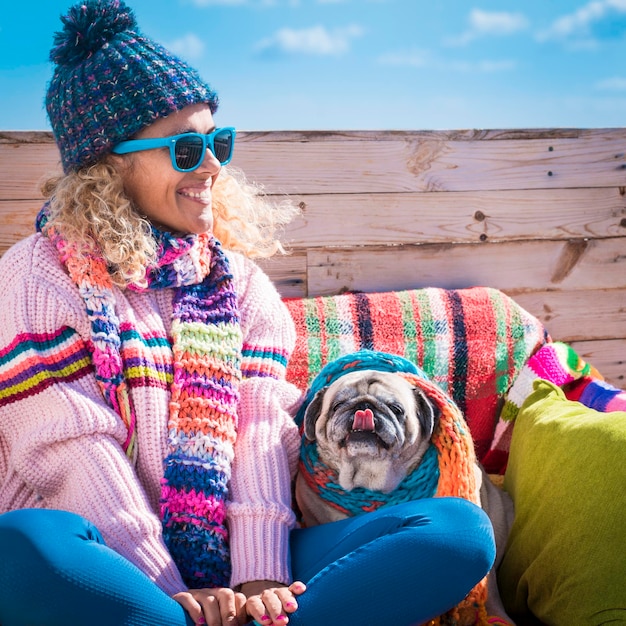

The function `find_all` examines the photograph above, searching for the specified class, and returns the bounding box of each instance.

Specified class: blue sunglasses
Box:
[112,127,236,171]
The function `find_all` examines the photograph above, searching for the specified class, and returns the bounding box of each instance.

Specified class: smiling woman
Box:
[0,1,499,625]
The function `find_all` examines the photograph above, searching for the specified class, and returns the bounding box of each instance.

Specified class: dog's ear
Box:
[303,387,328,441]
[412,387,439,441]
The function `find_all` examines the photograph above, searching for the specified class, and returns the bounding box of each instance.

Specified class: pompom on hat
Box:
[46,0,218,172]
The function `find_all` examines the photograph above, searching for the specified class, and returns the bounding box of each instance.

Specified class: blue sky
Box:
[1,0,625,131]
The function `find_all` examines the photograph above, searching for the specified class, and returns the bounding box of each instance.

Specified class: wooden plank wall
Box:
[1,129,625,387]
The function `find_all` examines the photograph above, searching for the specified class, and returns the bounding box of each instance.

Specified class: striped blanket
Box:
[284,287,548,473]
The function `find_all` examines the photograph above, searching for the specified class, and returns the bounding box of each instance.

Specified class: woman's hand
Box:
[172,587,248,626]
[241,580,307,625]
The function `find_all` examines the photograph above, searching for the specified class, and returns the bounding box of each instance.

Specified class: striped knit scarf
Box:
[37,207,242,588]
[295,351,489,626]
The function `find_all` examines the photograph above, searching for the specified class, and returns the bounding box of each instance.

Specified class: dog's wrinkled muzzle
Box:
[332,399,402,454]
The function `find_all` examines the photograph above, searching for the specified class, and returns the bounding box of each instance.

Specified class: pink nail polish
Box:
[197,617,206,625]
[276,615,287,622]
[285,602,296,609]
[260,616,271,623]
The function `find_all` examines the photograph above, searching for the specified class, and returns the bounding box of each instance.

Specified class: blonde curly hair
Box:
[41,159,299,288]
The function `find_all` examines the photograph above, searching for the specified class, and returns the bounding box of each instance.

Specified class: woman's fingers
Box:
[245,594,270,624]
[280,581,306,615]
[233,592,249,624]
[246,582,307,624]
[199,588,248,626]
[273,586,299,613]
[173,588,248,626]
[288,581,306,596]
[197,594,221,625]
[172,591,203,624]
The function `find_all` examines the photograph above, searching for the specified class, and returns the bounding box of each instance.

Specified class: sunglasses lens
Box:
[174,136,204,170]
[212,129,234,164]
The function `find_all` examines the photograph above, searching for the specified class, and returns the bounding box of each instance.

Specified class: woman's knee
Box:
[0,507,101,539]
[398,497,496,575]
[416,496,492,529]
[290,498,497,626]
[0,508,102,578]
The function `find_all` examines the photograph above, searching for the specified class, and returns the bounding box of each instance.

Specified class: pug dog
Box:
[295,369,515,624]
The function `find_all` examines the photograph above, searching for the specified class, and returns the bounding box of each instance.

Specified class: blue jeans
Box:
[0,498,495,626]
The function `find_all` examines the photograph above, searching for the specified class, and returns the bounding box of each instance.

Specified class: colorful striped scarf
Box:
[37,207,242,588]
[295,351,489,626]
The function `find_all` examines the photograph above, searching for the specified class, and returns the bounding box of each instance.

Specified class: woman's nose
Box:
[198,146,221,174]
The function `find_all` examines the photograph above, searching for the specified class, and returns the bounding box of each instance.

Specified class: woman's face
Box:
[113,103,221,235]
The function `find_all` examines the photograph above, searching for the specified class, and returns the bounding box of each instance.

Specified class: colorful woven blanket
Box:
[284,287,548,473]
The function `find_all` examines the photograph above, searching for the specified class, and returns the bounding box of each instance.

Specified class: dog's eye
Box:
[331,401,343,413]
[389,403,404,417]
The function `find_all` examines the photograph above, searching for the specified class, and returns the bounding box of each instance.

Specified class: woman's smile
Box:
[178,185,213,203]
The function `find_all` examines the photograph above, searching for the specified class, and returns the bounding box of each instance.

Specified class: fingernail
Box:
[276,615,287,622]
[260,616,271,623]
[197,618,206,625]
[285,602,296,609]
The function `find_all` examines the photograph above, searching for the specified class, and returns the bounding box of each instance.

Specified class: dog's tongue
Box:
[353,408,375,431]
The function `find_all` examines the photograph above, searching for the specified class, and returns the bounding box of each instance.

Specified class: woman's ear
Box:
[106,152,129,174]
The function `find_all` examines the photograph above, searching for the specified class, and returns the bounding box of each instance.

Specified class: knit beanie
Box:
[46,0,219,172]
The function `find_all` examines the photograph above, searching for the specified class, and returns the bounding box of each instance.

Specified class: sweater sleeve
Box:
[0,236,187,597]
[226,254,303,588]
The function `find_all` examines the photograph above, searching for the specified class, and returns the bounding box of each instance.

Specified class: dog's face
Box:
[302,370,439,493]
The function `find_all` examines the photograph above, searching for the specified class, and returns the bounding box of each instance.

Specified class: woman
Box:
[0,1,496,625]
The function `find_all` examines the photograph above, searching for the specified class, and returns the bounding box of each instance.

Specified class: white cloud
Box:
[446,9,529,46]
[470,9,529,35]
[537,0,626,42]
[378,49,516,73]
[255,24,364,56]
[378,49,430,68]
[166,33,205,60]
[596,76,626,90]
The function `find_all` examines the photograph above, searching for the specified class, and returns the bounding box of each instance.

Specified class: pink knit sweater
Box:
[0,233,302,596]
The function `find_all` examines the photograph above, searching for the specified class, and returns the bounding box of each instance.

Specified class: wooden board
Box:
[303,238,626,295]
[283,187,626,247]
[232,128,626,194]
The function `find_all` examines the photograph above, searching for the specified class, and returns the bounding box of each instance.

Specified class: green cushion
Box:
[498,380,626,625]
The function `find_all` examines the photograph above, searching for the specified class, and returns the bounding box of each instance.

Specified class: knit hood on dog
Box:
[294,349,427,428]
